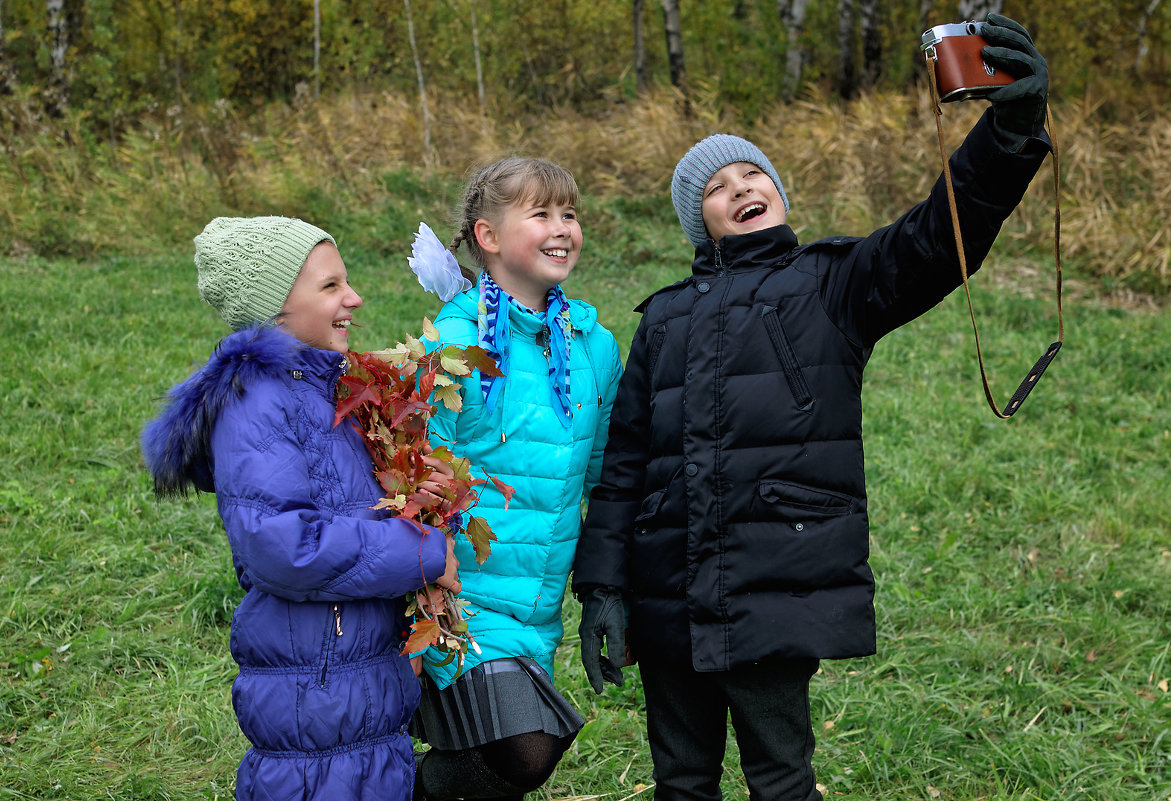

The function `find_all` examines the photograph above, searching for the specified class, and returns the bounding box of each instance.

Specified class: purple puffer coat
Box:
[143,326,447,801]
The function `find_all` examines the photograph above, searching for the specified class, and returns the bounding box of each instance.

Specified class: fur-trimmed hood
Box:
[142,326,307,496]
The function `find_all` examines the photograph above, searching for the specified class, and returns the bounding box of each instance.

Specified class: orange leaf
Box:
[402,617,441,654]
[489,475,515,509]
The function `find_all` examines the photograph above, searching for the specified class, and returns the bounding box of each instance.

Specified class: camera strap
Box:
[925,53,1064,418]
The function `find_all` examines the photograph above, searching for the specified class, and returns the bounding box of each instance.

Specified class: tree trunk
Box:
[660,0,688,110]
[778,0,809,102]
[313,0,321,98]
[958,0,1002,21]
[918,0,932,31]
[1134,0,1163,72]
[838,0,858,99]
[174,0,184,103]
[404,0,431,154]
[634,0,648,94]
[0,0,17,96]
[45,0,70,116]
[470,0,485,108]
[860,0,882,87]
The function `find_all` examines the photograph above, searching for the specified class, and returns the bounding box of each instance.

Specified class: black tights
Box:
[416,730,574,801]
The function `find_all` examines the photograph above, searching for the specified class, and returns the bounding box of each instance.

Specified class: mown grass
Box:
[1,182,1169,800]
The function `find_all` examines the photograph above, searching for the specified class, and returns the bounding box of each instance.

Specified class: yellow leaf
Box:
[434,383,463,413]
[405,333,427,360]
[440,346,472,376]
[1158,679,1169,693]
[422,317,441,342]
[371,344,412,367]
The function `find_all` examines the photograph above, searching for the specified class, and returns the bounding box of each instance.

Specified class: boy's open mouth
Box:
[735,203,766,223]
[332,319,351,329]
[542,249,568,259]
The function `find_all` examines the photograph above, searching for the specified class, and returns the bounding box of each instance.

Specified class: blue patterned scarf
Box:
[477,272,573,427]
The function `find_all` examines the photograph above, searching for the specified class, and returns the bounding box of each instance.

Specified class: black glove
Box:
[981,13,1049,139]
[578,586,627,694]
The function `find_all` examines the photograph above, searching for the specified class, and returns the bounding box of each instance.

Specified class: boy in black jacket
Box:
[574,14,1051,801]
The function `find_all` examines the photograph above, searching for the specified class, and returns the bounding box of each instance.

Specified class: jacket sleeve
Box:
[819,107,1052,347]
[573,319,652,593]
[583,331,624,501]
[213,377,448,602]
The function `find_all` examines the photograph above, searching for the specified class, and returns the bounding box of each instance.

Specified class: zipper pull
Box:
[333,603,343,636]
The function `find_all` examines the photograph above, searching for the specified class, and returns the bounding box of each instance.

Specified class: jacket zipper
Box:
[319,603,343,687]
[761,306,814,410]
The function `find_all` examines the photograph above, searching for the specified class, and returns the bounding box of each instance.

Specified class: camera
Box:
[921,21,1015,102]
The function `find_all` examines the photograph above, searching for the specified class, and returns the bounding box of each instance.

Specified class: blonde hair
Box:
[448,157,580,275]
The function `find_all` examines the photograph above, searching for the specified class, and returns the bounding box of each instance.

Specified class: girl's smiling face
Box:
[700,161,788,243]
[279,242,362,352]
[474,191,582,311]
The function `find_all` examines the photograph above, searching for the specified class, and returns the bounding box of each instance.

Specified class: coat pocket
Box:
[633,488,666,533]
[757,481,854,524]
[760,306,813,412]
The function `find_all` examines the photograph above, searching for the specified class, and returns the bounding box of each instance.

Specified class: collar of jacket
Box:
[691,224,800,276]
[444,284,599,335]
[142,325,346,496]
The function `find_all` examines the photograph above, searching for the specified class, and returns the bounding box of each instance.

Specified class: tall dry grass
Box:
[1,86,1168,295]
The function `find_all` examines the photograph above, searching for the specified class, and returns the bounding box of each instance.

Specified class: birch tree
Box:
[778,0,810,101]
[958,0,1002,20]
[661,0,687,103]
[1134,0,1163,71]
[469,0,485,108]
[45,0,71,116]
[404,0,431,153]
[860,0,882,87]
[838,0,858,98]
[634,0,648,94]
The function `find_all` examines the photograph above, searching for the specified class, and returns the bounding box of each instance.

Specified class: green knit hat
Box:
[194,216,335,330]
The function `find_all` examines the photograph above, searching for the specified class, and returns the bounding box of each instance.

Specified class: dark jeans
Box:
[638,658,822,801]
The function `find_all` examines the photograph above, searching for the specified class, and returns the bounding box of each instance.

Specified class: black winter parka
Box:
[574,110,1052,672]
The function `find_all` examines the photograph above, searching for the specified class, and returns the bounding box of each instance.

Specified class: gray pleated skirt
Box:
[411,657,585,751]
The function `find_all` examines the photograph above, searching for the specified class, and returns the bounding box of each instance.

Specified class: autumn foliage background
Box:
[1,2,1169,800]
[1,0,1171,296]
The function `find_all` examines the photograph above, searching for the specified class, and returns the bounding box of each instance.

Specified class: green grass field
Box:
[1,189,1169,800]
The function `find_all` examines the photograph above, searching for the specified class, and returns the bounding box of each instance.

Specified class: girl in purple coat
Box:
[143,216,460,801]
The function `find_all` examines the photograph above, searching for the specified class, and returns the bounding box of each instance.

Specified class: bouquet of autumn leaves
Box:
[334,319,512,674]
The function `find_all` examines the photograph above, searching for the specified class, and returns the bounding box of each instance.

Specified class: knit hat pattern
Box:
[670,134,790,247]
[194,216,335,330]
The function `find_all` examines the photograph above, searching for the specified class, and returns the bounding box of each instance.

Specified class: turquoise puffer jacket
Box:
[421,287,622,689]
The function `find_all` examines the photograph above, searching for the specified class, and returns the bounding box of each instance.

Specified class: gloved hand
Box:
[578,585,627,694]
[981,13,1049,139]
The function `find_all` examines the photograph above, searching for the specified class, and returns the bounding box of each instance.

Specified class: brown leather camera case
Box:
[930,32,1014,102]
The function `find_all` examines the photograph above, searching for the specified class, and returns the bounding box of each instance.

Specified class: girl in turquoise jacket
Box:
[409,157,622,801]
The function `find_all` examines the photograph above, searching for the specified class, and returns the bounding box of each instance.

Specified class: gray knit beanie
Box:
[194,216,335,330]
[670,134,789,247]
